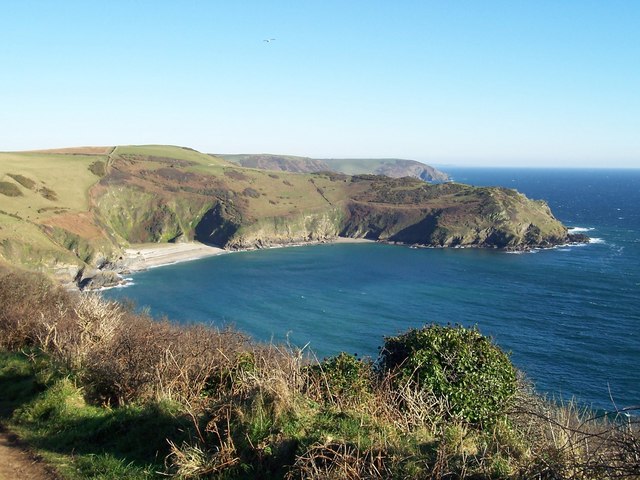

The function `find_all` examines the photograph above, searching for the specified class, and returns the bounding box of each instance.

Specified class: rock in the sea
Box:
[77,270,124,290]
[567,233,590,244]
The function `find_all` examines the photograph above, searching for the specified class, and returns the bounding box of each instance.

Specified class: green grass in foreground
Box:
[0,351,193,479]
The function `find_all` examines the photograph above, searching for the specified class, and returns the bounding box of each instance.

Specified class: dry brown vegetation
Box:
[0,181,23,197]
[0,265,637,479]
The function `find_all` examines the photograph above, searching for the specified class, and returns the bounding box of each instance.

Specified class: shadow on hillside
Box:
[0,353,45,418]
[27,402,194,472]
[0,353,194,473]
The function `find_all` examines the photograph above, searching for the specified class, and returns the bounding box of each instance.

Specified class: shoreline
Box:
[120,231,594,276]
[123,237,375,272]
[81,237,377,291]
[123,242,227,272]
[88,232,592,291]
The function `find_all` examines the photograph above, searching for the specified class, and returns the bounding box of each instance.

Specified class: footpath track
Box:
[0,427,58,480]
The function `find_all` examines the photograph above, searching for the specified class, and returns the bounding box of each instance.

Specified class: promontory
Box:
[0,145,585,288]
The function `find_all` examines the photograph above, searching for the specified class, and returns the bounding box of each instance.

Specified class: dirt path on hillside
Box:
[0,428,58,480]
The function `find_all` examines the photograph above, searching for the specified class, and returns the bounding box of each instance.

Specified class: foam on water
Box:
[95,278,135,292]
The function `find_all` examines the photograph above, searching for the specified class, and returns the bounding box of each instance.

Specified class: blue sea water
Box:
[104,168,640,411]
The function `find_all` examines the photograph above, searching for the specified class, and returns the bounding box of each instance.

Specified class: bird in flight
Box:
[263,38,276,43]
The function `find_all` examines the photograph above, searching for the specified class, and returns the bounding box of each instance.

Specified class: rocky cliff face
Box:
[222,208,345,249]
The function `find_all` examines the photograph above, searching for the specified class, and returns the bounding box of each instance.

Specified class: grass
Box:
[0,214,83,269]
[114,145,231,167]
[0,353,191,479]
[0,152,103,217]
[0,151,109,268]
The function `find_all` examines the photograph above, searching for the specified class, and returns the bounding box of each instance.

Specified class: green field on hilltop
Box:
[0,152,106,219]
[115,145,230,166]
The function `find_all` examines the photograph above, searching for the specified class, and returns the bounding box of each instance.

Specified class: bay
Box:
[104,168,640,411]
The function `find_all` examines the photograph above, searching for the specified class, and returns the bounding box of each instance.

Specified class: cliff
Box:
[0,145,584,287]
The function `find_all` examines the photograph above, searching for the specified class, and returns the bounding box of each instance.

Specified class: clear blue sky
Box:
[1,1,638,167]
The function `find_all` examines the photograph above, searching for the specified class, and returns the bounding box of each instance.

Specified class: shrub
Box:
[7,173,36,190]
[0,180,22,196]
[0,267,74,350]
[242,187,261,198]
[39,186,58,201]
[308,353,373,407]
[378,324,517,425]
[85,317,249,405]
[88,160,106,177]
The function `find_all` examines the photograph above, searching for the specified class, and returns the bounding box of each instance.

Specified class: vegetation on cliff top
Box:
[0,266,637,479]
[0,145,575,285]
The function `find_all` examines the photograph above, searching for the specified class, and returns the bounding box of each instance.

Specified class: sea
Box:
[104,168,640,411]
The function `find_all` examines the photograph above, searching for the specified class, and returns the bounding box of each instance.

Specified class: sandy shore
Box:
[123,237,374,272]
[331,237,375,244]
[124,242,226,272]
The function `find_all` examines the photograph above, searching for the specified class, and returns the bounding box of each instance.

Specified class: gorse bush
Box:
[378,324,517,425]
[0,267,74,350]
[307,353,373,407]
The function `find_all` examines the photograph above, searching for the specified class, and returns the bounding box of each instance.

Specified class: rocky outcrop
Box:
[76,269,125,290]
[224,208,345,249]
[195,203,241,246]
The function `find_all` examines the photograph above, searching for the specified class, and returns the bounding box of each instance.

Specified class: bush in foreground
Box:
[378,324,518,425]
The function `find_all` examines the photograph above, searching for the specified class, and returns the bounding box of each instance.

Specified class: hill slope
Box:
[0,145,582,287]
[219,154,450,182]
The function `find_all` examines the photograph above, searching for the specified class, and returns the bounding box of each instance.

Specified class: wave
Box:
[504,236,604,255]
[568,226,595,233]
[94,278,135,292]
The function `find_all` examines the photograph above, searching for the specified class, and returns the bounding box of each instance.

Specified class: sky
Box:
[0,1,638,167]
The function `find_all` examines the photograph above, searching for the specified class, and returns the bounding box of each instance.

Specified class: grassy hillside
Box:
[218,154,331,173]
[0,145,577,287]
[0,149,115,275]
